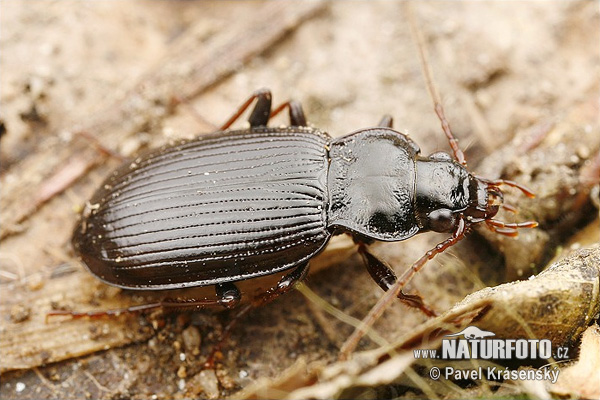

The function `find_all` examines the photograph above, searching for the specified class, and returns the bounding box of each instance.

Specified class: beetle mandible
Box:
[54,86,537,321]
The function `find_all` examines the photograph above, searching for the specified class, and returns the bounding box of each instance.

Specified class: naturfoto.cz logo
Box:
[413,326,564,360]
[414,326,568,384]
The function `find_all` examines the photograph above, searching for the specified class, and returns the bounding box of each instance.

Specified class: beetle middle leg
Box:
[204,263,310,368]
[357,243,437,317]
[271,100,308,126]
[254,262,310,306]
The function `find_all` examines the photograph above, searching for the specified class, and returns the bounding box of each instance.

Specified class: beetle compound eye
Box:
[428,151,453,162]
[427,209,456,232]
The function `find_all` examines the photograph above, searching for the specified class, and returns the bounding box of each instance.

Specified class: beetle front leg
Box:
[340,219,468,360]
[357,243,437,317]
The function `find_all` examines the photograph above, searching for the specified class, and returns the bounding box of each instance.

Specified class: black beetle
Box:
[58,88,536,320]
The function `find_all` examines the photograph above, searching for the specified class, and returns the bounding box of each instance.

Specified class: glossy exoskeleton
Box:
[59,88,536,320]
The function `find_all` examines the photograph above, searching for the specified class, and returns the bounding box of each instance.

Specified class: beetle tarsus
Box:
[397,291,437,318]
[45,302,164,322]
[203,303,253,369]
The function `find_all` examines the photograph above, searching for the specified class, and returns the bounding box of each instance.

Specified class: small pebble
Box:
[182,326,201,353]
[16,382,26,393]
[27,274,44,291]
[190,370,219,399]
[10,305,31,323]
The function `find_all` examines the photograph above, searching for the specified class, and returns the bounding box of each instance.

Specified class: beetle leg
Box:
[340,218,468,360]
[205,264,309,368]
[247,90,273,127]
[357,243,437,317]
[271,100,308,126]
[156,284,242,313]
[203,303,253,369]
[215,282,242,309]
[275,262,310,293]
[220,88,272,130]
[46,286,243,321]
[377,114,394,128]
[46,302,164,321]
[255,262,309,306]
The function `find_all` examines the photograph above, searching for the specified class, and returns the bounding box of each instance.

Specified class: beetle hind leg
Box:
[271,100,308,127]
[377,114,394,128]
[220,88,273,130]
[216,282,242,309]
[221,89,310,131]
[204,263,309,368]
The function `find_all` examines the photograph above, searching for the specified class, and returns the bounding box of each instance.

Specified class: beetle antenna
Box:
[406,3,467,167]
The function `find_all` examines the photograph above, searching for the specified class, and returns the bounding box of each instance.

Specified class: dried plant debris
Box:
[548,324,600,399]
[475,98,600,280]
[236,246,599,399]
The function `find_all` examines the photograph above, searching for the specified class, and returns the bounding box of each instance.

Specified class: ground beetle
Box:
[52,87,536,322]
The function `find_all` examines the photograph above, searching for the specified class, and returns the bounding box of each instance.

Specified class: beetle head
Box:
[415,153,477,233]
[414,154,536,235]
[464,178,502,222]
